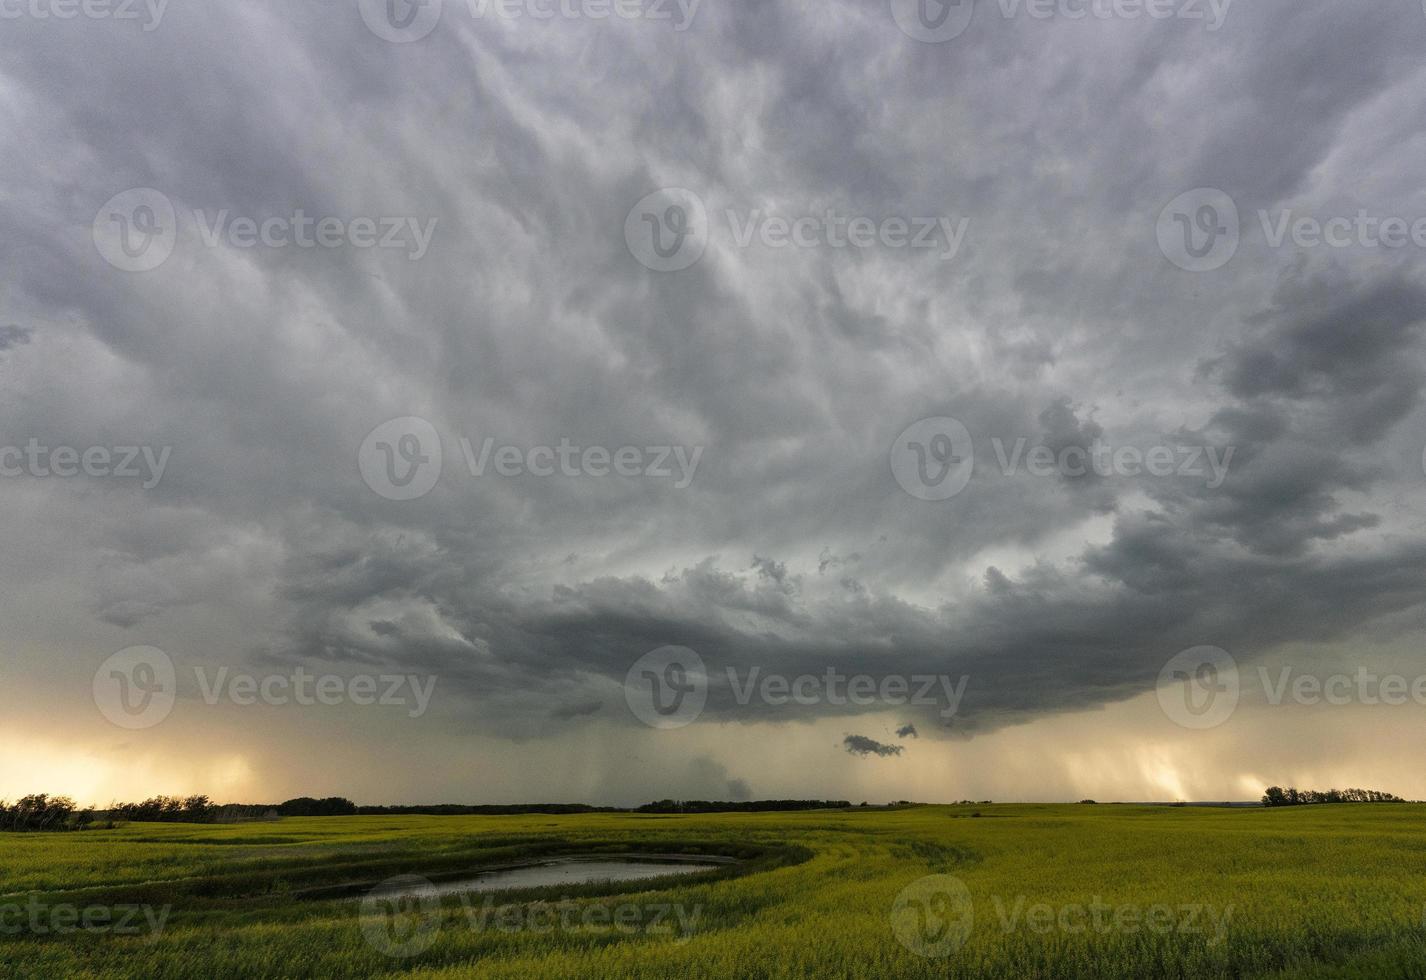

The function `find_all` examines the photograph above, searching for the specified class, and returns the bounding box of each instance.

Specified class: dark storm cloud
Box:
[1160,269,1426,556]
[2,0,1425,767]
[0,325,32,351]
[549,699,605,721]
[1210,271,1426,442]
[818,548,862,575]
[751,555,791,586]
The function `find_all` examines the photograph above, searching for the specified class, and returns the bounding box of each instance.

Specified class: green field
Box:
[4,804,1426,979]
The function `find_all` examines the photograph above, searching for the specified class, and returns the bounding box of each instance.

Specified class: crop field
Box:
[4,804,1426,979]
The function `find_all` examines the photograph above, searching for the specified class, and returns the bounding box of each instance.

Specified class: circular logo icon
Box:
[624,188,709,272]
[93,646,177,730]
[891,874,973,958]
[359,417,443,501]
[359,0,443,42]
[1157,645,1239,730]
[891,417,974,501]
[360,876,442,958]
[93,189,178,273]
[1157,188,1239,272]
[890,0,976,42]
[624,646,708,729]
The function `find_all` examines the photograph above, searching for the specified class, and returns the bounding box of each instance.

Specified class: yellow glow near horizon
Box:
[0,732,259,807]
[7,689,1426,806]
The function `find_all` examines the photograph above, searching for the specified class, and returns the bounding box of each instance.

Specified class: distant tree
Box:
[635,800,851,814]
[356,804,616,816]
[108,795,221,823]
[1262,786,1401,807]
[0,794,79,832]
[277,797,358,817]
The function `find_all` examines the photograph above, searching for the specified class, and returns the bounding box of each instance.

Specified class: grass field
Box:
[4,804,1426,979]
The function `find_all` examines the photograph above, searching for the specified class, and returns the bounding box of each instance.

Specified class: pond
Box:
[369,856,729,900]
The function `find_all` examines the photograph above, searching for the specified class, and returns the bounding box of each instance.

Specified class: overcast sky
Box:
[3,0,1426,806]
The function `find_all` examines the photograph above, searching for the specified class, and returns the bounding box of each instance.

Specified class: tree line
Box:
[636,800,852,813]
[3,794,859,828]
[276,798,628,816]
[0,795,98,832]
[0,795,277,831]
[1261,786,1404,807]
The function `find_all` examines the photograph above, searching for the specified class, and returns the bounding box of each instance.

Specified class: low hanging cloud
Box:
[843,735,904,759]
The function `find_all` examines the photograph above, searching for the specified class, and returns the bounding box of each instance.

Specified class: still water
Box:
[374,859,722,899]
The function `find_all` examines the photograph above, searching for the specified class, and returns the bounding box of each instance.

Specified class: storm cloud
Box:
[3,0,1426,803]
